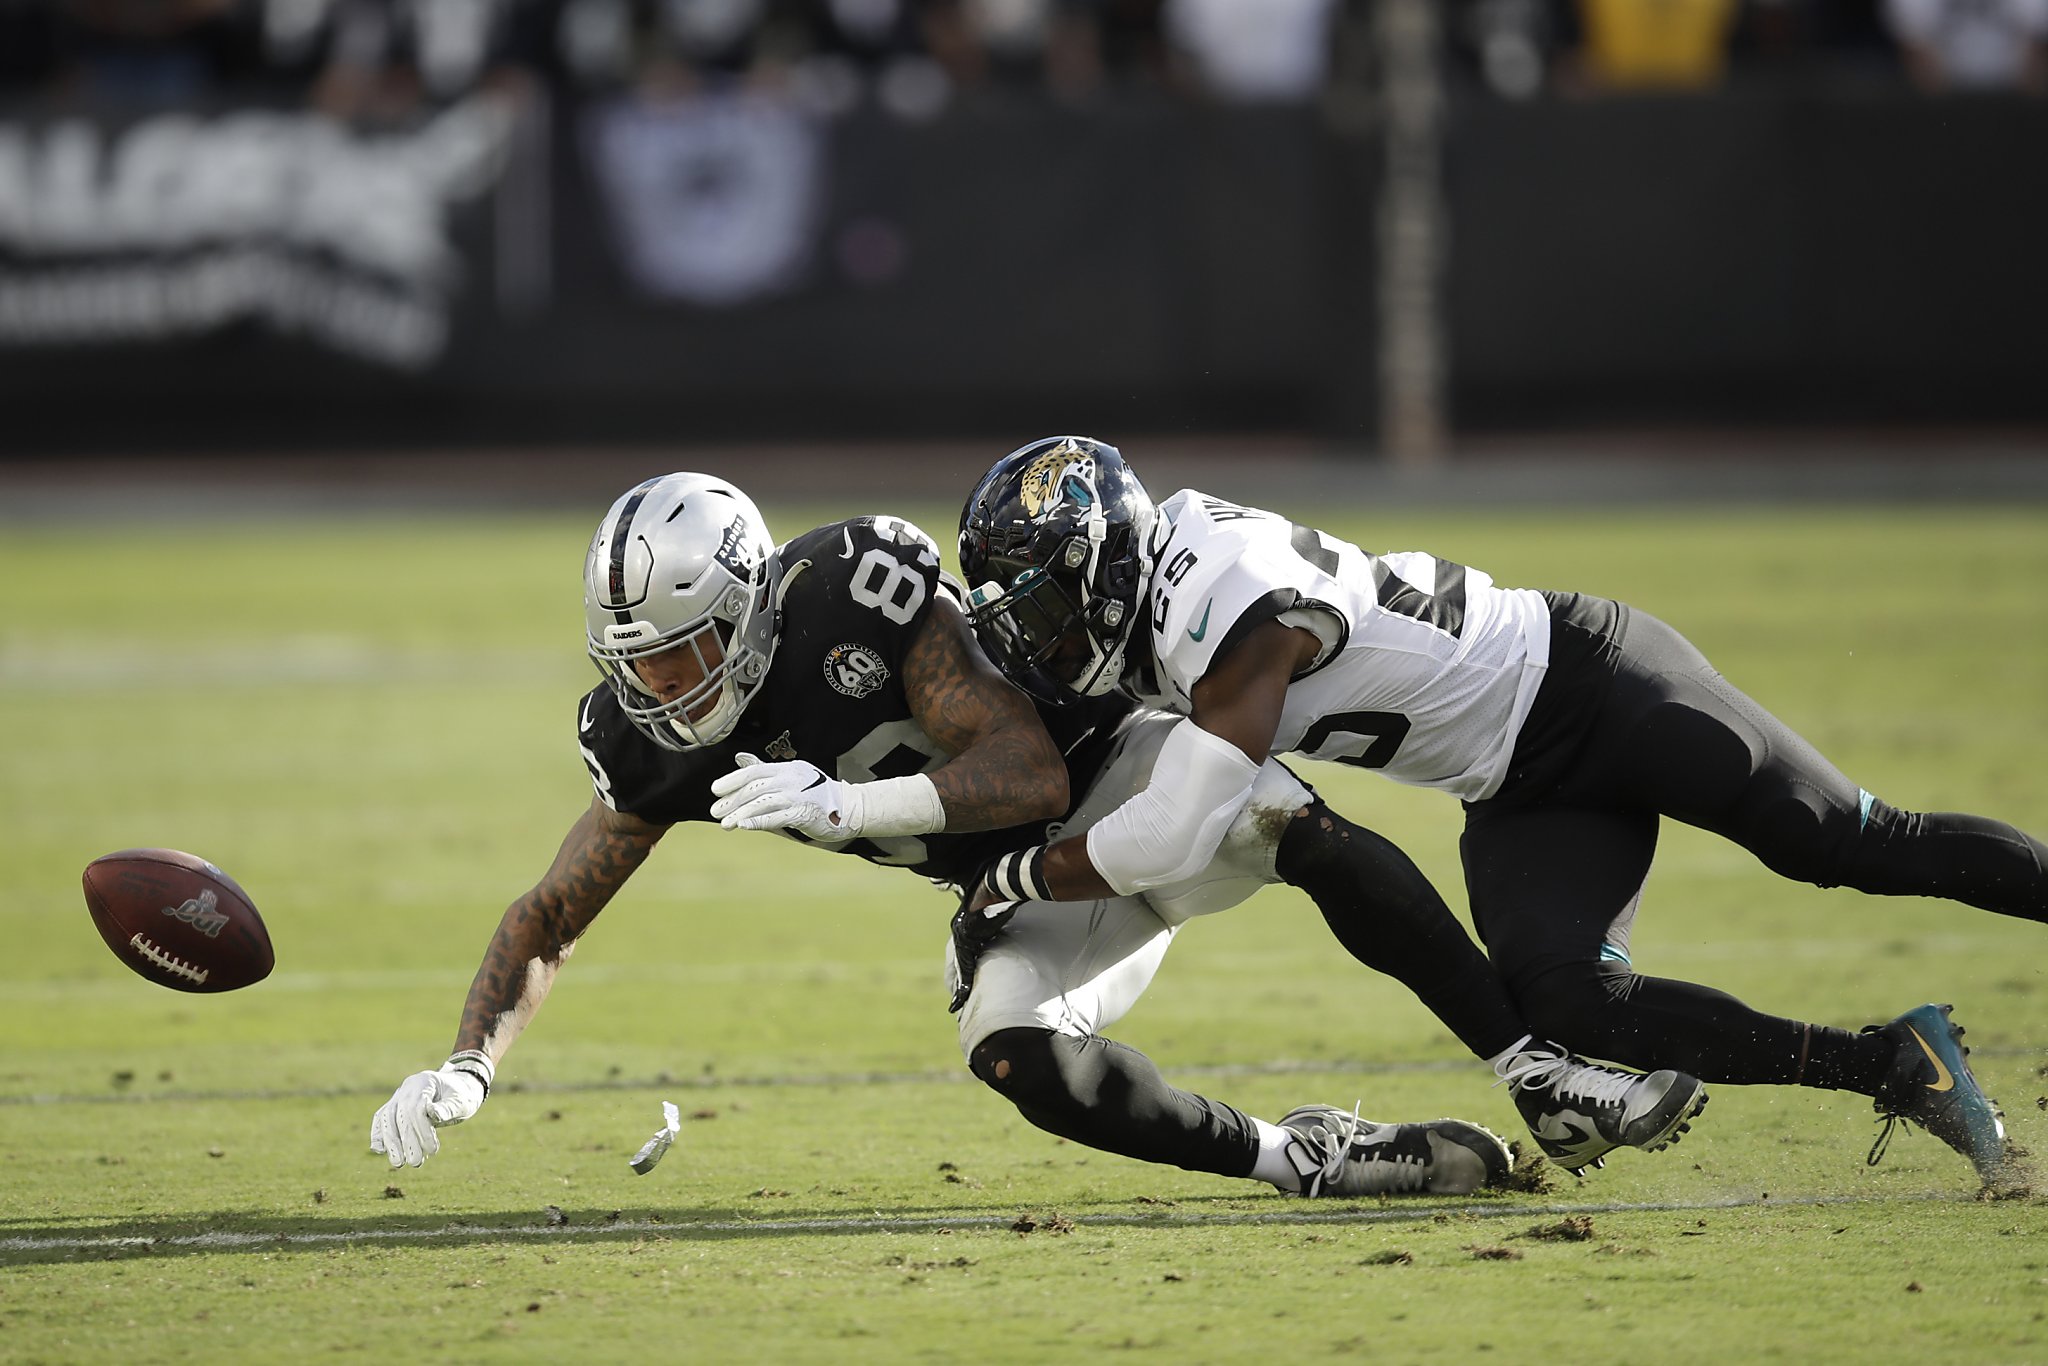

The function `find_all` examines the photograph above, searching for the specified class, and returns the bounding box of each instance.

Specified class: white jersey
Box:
[1125,489,1552,802]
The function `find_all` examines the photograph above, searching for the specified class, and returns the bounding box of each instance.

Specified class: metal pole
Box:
[1376,0,1447,467]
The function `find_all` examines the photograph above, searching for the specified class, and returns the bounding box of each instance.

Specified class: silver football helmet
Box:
[583,473,779,750]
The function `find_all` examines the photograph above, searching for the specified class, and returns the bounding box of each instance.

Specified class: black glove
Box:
[947,897,1018,1014]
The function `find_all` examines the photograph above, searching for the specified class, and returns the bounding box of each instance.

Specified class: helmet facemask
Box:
[959,437,1154,704]
[584,474,780,751]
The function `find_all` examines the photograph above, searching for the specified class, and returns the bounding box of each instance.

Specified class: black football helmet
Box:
[957,436,1157,703]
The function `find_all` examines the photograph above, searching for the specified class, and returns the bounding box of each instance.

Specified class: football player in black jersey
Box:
[371,472,1686,1196]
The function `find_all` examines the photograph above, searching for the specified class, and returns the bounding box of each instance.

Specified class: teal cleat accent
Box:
[1865,1003,2009,1184]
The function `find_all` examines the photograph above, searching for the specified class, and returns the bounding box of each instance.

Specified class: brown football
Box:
[82,848,275,993]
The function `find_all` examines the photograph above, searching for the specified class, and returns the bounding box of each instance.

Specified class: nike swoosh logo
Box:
[1533,1114,1602,1159]
[580,696,597,732]
[1906,1025,1955,1092]
[1187,600,1213,642]
[839,528,856,560]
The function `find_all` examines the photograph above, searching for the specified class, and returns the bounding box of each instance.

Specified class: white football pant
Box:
[950,709,1312,1055]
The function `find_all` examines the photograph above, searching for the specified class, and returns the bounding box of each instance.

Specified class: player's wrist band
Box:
[852,772,947,837]
[985,846,1053,903]
[446,1048,494,1098]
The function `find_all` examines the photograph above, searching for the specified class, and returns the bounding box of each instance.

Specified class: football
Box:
[82,848,275,993]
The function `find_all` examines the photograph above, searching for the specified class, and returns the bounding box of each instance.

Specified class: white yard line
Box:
[0,1190,1965,1256]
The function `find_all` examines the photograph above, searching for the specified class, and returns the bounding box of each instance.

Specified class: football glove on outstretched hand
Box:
[947,896,1019,1014]
[710,754,856,841]
[369,1051,493,1169]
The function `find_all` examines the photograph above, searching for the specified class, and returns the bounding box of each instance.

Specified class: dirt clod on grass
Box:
[1521,1216,1596,1242]
[1497,1142,1556,1194]
[1011,1211,1075,1236]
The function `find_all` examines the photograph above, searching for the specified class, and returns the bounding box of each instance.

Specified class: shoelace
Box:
[1294,1097,1359,1196]
[1363,1148,1430,1195]
[1493,1047,1638,1110]
[1867,1111,1915,1167]
[1296,1101,1364,1197]
[1295,1103,1430,1196]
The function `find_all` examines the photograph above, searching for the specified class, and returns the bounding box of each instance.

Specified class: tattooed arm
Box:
[370,797,668,1167]
[453,797,669,1062]
[902,595,1069,831]
[704,596,1067,842]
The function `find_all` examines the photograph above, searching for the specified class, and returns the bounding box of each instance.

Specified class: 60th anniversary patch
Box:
[823,643,890,698]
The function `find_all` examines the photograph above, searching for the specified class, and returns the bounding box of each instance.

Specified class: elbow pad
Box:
[1085,720,1261,895]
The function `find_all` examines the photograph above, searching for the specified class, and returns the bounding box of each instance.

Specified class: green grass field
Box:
[4,494,2046,1363]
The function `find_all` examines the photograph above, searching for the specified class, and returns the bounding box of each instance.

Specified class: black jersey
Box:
[575,515,1130,886]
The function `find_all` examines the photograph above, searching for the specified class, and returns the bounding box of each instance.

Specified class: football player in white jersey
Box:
[957,436,2043,1185]
[370,472,1670,1197]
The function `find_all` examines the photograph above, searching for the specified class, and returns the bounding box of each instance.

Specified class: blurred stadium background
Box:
[3,0,2046,501]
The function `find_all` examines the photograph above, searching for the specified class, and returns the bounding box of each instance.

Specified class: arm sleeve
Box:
[1083,719,1262,895]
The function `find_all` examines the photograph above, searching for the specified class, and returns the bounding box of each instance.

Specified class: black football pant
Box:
[1463,596,2048,1090]
[966,796,1529,1178]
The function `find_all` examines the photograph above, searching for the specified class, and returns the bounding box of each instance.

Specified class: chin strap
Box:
[773,558,812,615]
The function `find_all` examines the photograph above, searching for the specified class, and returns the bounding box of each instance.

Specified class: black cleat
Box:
[1277,1103,1513,1197]
[1497,1044,1708,1175]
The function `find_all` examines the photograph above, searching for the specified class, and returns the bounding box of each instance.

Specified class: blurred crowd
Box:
[0,0,2041,116]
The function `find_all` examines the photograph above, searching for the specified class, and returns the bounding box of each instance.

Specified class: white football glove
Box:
[710,753,857,840]
[369,1050,493,1169]
[710,754,946,840]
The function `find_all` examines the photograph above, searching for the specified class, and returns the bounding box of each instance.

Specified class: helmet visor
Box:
[967,564,1095,693]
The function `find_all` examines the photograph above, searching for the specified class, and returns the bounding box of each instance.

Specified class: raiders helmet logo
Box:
[823,643,890,698]
[712,514,755,578]
[1018,438,1097,517]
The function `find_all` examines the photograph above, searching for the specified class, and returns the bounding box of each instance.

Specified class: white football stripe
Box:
[0,1191,1964,1257]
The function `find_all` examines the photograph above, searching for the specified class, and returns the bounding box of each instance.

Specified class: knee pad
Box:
[1273,799,1338,890]
[968,1027,1067,1106]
